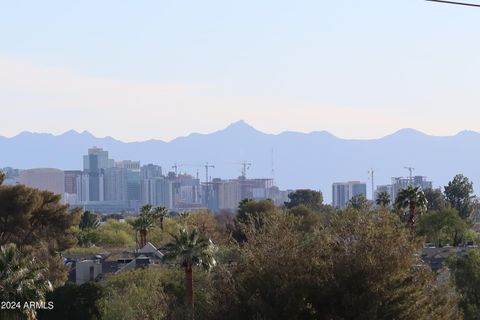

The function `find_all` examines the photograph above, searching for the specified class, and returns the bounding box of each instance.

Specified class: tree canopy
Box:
[222,209,461,320]
[348,194,369,210]
[445,174,475,220]
[448,249,480,320]
[79,211,101,230]
[38,282,104,320]
[395,185,427,235]
[0,243,52,320]
[417,208,468,247]
[0,184,81,286]
[375,191,391,208]
[424,188,447,212]
[284,189,324,211]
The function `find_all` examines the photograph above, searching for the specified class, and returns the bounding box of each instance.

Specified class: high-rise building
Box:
[83,147,114,171]
[141,176,173,208]
[141,164,165,206]
[141,164,162,179]
[114,161,141,203]
[171,173,202,209]
[208,177,276,212]
[64,170,82,194]
[76,172,104,202]
[210,179,242,212]
[104,167,128,201]
[332,181,367,209]
[391,176,432,201]
[82,147,113,202]
[20,168,65,195]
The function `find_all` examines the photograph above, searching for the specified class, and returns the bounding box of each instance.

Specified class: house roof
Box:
[138,242,164,259]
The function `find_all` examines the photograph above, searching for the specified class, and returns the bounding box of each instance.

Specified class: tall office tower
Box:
[391,176,433,201]
[104,167,128,201]
[19,168,65,195]
[413,176,433,190]
[206,177,276,212]
[140,164,163,206]
[81,147,113,202]
[172,173,201,209]
[332,181,367,209]
[142,176,173,208]
[115,161,141,197]
[141,164,162,179]
[237,178,274,201]
[83,147,114,171]
[64,170,82,194]
[211,179,242,212]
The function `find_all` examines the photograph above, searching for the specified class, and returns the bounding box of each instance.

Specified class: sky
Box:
[1,0,480,142]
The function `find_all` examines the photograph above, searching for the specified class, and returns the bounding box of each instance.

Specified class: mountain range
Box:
[1,120,479,202]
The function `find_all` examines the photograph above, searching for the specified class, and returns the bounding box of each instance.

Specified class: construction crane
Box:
[172,163,180,175]
[426,0,480,7]
[171,163,204,176]
[241,161,252,179]
[231,161,252,179]
[404,167,415,185]
[203,162,215,207]
[204,162,215,183]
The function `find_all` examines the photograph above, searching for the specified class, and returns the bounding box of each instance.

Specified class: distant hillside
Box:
[2,120,479,202]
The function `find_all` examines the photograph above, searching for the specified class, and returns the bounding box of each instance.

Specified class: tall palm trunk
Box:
[185,264,194,319]
[160,216,164,232]
[408,203,416,237]
[139,229,147,248]
[135,231,139,250]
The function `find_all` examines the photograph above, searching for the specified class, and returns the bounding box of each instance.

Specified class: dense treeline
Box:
[2,171,480,319]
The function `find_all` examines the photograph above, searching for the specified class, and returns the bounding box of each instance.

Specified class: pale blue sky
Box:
[1,0,480,141]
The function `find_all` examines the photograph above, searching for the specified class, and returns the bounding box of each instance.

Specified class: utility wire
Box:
[426,0,480,7]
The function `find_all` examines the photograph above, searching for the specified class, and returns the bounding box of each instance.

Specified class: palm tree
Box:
[0,244,52,320]
[376,191,391,208]
[163,228,216,319]
[153,206,168,231]
[395,185,427,236]
[133,204,156,249]
[348,194,368,210]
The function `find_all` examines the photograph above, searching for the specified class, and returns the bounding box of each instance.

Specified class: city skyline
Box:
[2,143,436,208]
[1,119,477,203]
[2,1,480,141]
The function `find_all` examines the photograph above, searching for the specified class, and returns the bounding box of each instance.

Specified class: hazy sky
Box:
[1,0,480,142]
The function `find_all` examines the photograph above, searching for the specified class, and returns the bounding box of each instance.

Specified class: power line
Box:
[426,0,480,7]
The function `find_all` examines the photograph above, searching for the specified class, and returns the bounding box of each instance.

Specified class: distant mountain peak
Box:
[394,128,425,135]
[14,131,53,138]
[382,128,427,139]
[456,130,480,137]
[62,129,80,135]
[224,120,256,130]
[217,120,265,135]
